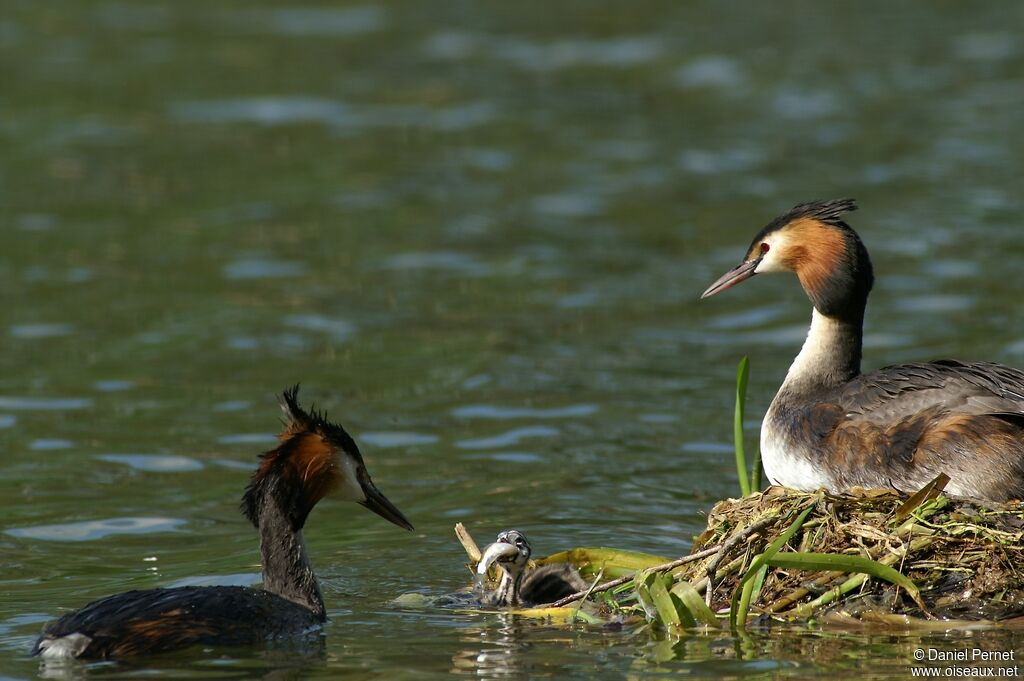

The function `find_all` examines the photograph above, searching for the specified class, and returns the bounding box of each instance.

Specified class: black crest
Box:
[753,198,859,244]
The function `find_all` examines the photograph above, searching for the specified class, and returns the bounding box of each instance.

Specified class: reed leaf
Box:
[734,355,751,497]
[540,548,671,579]
[764,551,924,609]
[892,473,950,525]
[509,606,604,624]
[647,573,692,630]
[670,580,721,628]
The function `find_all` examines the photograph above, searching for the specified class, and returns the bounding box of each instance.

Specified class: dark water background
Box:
[2,2,1023,678]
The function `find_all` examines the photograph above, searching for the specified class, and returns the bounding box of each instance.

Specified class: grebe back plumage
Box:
[32,386,413,659]
[702,200,1024,502]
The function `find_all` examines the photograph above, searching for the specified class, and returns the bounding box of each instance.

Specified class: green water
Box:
[2,1,1023,678]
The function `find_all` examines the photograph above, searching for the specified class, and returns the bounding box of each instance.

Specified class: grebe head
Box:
[476,529,531,578]
[701,199,874,319]
[241,385,413,532]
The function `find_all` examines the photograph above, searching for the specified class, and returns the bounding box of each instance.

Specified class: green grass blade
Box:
[749,445,762,493]
[734,356,751,497]
[765,551,923,607]
[729,504,815,629]
[734,564,767,628]
[670,580,720,628]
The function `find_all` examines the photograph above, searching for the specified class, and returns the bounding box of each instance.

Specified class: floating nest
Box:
[685,484,1024,625]
[458,478,1024,629]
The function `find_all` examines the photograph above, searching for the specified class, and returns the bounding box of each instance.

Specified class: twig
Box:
[546,545,722,608]
[692,554,746,596]
[455,523,482,564]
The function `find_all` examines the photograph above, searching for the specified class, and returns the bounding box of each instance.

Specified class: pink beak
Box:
[701,258,760,299]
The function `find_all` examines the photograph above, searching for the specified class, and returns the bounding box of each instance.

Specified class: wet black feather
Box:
[33,587,322,659]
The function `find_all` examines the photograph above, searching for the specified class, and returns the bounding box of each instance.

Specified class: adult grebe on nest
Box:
[702,199,1024,502]
[33,386,413,659]
[475,530,586,607]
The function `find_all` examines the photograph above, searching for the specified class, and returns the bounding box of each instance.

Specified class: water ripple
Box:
[174,97,353,127]
[360,432,438,448]
[30,439,73,451]
[94,379,135,392]
[283,314,355,341]
[0,396,92,411]
[462,451,543,463]
[456,426,559,450]
[9,323,75,339]
[234,7,385,36]
[217,433,278,445]
[223,257,307,280]
[674,55,746,89]
[382,251,491,276]
[213,400,251,412]
[167,573,260,589]
[97,454,204,472]
[6,517,186,542]
[452,404,597,420]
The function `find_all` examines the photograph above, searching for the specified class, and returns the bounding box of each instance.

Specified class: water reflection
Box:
[451,617,543,679]
[4,0,1024,677]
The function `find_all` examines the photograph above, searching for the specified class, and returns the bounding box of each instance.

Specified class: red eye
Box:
[760,242,770,254]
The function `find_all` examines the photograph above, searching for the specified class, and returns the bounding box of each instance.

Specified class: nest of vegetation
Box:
[457,477,1024,630]
[678,483,1024,625]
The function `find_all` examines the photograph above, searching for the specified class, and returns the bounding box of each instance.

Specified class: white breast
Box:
[759,409,833,491]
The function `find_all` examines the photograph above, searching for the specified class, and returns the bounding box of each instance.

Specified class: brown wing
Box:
[813,360,1024,499]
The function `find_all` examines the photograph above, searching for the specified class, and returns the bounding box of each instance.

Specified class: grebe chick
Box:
[702,199,1024,502]
[32,386,413,660]
[475,530,587,607]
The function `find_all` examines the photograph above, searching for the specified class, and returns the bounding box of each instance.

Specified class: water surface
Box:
[2,1,1023,678]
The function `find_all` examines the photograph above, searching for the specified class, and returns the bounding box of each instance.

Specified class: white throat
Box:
[759,308,862,491]
[785,309,839,387]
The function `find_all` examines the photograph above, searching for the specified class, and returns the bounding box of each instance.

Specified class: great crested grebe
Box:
[702,199,1024,502]
[32,386,413,660]
[475,530,587,607]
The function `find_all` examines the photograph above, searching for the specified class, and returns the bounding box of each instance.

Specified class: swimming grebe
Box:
[701,199,1024,502]
[32,386,413,659]
[475,530,586,607]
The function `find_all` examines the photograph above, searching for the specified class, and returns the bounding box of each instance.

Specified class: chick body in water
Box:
[475,530,587,607]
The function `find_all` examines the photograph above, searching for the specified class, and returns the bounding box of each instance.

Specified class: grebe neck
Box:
[781,308,863,395]
[497,569,525,607]
[256,495,325,619]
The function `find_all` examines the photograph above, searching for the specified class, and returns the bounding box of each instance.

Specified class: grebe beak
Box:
[701,258,760,299]
[358,475,414,531]
[476,541,520,576]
